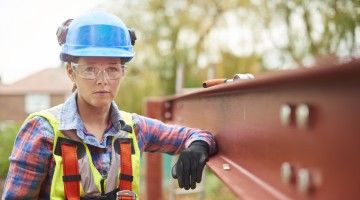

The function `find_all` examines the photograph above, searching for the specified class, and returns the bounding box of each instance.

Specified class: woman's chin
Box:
[90,98,112,108]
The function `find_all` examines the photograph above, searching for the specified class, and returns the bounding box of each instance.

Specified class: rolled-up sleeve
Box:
[2,116,53,199]
[132,114,217,155]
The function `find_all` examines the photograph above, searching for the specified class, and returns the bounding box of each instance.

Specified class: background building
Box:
[0,67,72,122]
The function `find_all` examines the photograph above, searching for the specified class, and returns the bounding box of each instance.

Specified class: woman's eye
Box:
[107,67,120,73]
[84,66,96,73]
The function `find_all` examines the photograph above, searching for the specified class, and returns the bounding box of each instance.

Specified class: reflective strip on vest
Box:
[26,106,140,199]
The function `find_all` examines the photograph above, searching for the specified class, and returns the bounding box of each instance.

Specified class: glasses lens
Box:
[106,65,124,79]
[73,63,125,80]
[81,65,97,79]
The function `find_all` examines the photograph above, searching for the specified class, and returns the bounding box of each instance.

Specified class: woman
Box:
[2,11,216,199]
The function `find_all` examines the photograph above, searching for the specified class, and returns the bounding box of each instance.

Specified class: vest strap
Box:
[62,143,81,200]
[118,139,133,200]
[114,138,135,155]
[80,188,118,200]
[120,173,133,182]
[55,137,86,159]
[63,175,81,182]
[117,190,136,200]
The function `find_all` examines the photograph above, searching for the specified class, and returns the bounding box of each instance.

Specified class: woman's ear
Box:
[66,63,76,82]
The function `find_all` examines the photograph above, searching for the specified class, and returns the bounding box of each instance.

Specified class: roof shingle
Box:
[0,67,72,95]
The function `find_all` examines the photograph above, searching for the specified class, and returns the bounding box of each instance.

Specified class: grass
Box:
[165,169,238,200]
[0,123,20,180]
[204,170,237,200]
[0,122,20,196]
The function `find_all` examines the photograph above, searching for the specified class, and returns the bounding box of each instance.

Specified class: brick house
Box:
[0,67,72,122]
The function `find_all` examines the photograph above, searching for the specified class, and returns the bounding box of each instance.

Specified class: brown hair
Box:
[72,83,77,92]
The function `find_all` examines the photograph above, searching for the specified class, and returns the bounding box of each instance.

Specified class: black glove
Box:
[172,141,209,190]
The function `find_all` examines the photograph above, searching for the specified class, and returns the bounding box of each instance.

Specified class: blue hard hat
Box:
[60,11,134,62]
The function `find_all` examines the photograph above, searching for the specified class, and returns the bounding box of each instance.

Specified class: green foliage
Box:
[96,0,360,132]
[115,64,164,114]
[204,170,237,200]
[0,123,20,179]
[101,0,359,100]
[218,53,264,78]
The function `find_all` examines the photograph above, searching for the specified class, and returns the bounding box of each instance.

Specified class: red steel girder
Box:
[157,59,360,200]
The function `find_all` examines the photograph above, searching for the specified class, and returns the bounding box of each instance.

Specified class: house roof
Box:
[0,67,73,95]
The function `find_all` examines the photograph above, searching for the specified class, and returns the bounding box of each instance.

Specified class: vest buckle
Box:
[117,190,136,200]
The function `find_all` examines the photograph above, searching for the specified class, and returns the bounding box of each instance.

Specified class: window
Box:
[25,94,50,114]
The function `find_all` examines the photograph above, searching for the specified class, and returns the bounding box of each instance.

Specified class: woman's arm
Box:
[132,113,217,155]
[2,117,54,199]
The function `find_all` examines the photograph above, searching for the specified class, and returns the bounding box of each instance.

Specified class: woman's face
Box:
[67,57,124,109]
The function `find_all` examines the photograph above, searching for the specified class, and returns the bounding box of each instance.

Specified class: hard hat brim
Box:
[65,47,135,58]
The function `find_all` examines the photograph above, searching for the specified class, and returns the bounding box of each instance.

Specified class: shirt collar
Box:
[59,92,125,132]
[109,101,125,131]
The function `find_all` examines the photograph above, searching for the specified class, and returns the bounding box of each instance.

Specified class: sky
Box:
[0,0,102,84]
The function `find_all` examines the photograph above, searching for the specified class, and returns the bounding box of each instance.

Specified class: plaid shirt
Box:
[2,93,216,199]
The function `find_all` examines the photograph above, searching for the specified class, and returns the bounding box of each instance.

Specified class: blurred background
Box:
[0,0,359,199]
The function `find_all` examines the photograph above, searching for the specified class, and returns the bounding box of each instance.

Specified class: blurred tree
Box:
[259,0,359,67]
[97,0,359,110]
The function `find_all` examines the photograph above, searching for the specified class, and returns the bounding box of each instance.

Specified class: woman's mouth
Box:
[94,90,110,95]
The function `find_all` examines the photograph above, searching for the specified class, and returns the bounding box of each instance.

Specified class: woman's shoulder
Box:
[23,111,58,139]
[37,116,56,139]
